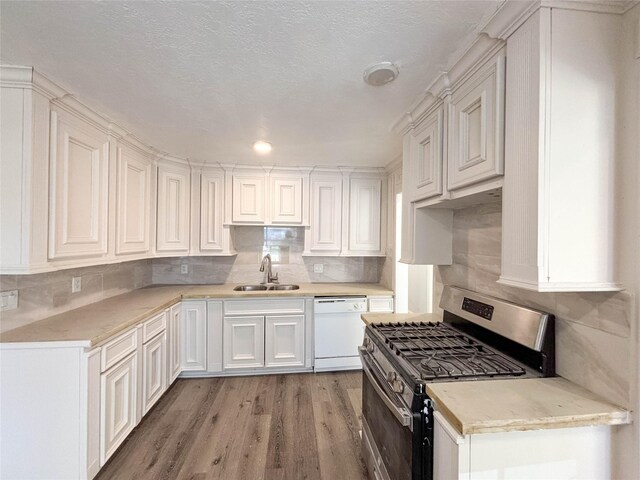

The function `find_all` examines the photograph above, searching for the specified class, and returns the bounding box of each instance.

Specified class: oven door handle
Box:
[359,348,413,431]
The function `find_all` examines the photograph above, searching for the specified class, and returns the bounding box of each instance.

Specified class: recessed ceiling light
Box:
[253,140,272,154]
[363,62,399,86]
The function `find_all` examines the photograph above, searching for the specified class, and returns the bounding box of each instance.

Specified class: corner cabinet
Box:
[305,171,386,257]
[115,143,154,257]
[49,106,110,261]
[156,161,191,255]
[500,8,623,292]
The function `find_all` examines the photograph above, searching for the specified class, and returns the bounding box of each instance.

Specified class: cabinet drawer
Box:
[224,298,305,315]
[143,310,167,343]
[368,297,394,313]
[101,328,138,372]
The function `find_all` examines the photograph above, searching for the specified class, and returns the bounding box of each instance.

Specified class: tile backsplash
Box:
[0,226,383,333]
[434,201,634,408]
[0,260,152,334]
[152,226,383,285]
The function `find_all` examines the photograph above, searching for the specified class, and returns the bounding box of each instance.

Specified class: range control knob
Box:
[391,380,405,394]
[386,371,397,383]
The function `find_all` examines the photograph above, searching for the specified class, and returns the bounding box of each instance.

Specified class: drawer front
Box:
[224,298,305,316]
[368,297,394,313]
[143,310,167,343]
[101,327,138,372]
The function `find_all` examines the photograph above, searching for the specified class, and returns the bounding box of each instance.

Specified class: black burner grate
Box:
[370,322,527,380]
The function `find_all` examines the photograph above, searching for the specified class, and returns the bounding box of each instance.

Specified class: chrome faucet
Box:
[259,253,279,284]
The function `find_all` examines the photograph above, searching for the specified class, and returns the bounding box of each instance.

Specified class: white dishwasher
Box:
[314,296,367,372]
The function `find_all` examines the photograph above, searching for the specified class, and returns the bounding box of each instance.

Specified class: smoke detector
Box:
[363,62,399,86]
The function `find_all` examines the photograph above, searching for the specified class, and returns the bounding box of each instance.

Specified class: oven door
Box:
[360,349,424,480]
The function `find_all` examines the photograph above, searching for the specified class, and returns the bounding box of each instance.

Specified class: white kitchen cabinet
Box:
[142,332,167,416]
[156,160,191,254]
[181,301,207,371]
[116,143,153,256]
[100,352,137,464]
[305,173,342,255]
[368,296,394,313]
[0,68,51,274]
[168,303,182,383]
[49,106,110,261]
[223,315,265,369]
[232,172,267,223]
[447,50,505,191]
[270,172,304,224]
[265,314,305,367]
[206,300,224,373]
[198,171,225,251]
[500,8,623,292]
[346,176,383,254]
[406,105,444,202]
[433,411,612,479]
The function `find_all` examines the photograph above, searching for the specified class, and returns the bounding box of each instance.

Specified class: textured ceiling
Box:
[0,1,501,167]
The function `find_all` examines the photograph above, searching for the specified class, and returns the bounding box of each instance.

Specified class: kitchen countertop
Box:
[0,283,393,346]
[426,377,632,435]
[360,312,442,325]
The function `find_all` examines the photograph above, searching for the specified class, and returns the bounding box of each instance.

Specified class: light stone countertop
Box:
[0,283,393,346]
[426,377,632,434]
[360,312,442,324]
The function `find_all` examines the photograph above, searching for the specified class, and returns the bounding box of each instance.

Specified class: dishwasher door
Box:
[314,297,367,372]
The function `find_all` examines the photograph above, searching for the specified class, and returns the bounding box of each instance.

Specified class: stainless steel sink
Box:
[270,284,300,291]
[233,285,268,291]
[233,284,300,291]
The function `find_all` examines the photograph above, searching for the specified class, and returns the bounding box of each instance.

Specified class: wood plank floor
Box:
[96,372,367,480]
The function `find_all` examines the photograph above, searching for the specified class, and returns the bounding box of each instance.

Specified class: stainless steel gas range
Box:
[359,286,555,480]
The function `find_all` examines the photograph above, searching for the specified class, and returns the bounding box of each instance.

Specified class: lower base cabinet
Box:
[223,315,265,369]
[100,352,138,464]
[182,301,207,371]
[265,314,304,367]
[434,411,614,479]
[142,332,167,415]
[168,303,182,383]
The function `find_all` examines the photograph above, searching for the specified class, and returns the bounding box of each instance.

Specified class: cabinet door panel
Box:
[223,316,264,369]
[168,303,182,382]
[200,173,224,251]
[265,315,304,367]
[142,333,167,415]
[271,176,303,224]
[116,145,152,255]
[308,175,342,253]
[447,53,505,191]
[157,164,190,253]
[181,302,207,371]
[409,107,444,201]
[49,108,109,260]
[100,353,137,464]
[348,178,382,252]
[232,174,265,223]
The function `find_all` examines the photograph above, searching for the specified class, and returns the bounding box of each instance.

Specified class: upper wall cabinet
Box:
[407,105,444,202]
[49,106,110,261]
[190,167,235,256]
[115,144,154,256]
[156,161,190,254]
[346,176,383,255]
[447,51,505,191]
[269,172,307,225]
[500,8,623,292]
[232,172,266,223]
[305,173,343,255]
[0,68,51,274]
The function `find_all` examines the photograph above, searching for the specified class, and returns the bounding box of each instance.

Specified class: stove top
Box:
[370,321,530,381]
